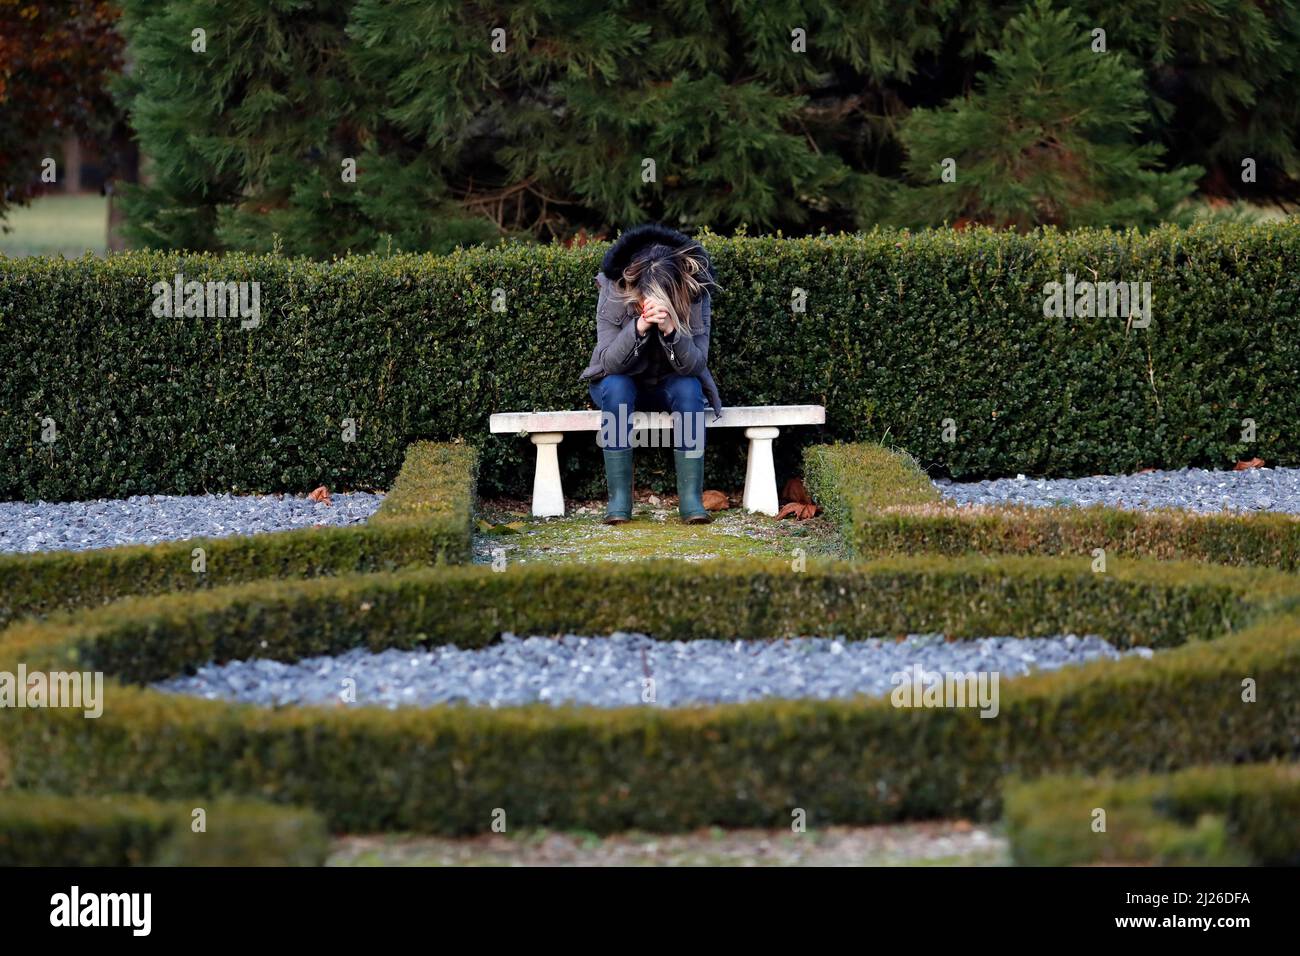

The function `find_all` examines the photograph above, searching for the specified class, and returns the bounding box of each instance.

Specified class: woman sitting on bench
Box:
[580,224,723,525]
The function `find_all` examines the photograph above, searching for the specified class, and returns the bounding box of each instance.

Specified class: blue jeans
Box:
[590,373,707,455]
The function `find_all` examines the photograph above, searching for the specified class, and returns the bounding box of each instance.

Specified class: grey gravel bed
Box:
[152,631,1151,710]
[0,492,385,554]
[934,465,1300,513]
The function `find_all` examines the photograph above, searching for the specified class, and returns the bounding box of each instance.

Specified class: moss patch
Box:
[473,501,850,565]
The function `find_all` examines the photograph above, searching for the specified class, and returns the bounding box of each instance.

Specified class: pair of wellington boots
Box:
[602,448,710,524]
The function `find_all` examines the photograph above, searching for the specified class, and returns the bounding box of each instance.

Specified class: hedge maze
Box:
[3,226,1299,864]
[1,552,1295,839]
[2,440,1298,857]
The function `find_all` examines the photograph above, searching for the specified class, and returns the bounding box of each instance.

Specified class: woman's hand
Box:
[638,300,673,336]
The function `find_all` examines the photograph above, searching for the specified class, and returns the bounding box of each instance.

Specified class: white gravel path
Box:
[0,492,384,554]
[151,631,1151,710]
[933,465,1300,513]
[7,465,1296,556]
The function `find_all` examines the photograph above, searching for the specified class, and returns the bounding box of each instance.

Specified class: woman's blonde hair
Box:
[612,243,714,335]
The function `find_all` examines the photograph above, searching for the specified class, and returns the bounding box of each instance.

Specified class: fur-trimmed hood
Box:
[599,223,715,284]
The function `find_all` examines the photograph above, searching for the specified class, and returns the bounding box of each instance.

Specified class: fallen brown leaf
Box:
[308,485,332,505]
[776,501,819,520]
[702,490,730,511]
[1234,457,1265,471]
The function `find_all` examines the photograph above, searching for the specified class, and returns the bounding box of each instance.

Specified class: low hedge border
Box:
[0,441,477,627]
[3,554,1297,834]
[803,441,942,529]
[0,792,329,866]
[1003,762,1300,865]
[804,441,1300,570]
[4,555,1281,680]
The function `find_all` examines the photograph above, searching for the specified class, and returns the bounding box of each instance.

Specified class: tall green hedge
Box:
[4,222,1299,501]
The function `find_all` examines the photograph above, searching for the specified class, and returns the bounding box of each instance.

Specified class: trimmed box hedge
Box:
[1004,762,1300,866]
[806,441,1300,570]
[2,554,1297,834]
[803,441,943,525]
[0,792,329,866]
[4,222,1299,501]
[0,441,477,627]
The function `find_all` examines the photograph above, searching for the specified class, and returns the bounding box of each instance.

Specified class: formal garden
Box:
[1,224,1298,867]
[3,0,1300,878]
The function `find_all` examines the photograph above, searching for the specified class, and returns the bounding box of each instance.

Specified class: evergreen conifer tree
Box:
[109,0,1299,253]
[892,0,1201,229]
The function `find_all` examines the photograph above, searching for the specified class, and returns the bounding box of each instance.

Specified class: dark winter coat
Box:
[579,224,723,418]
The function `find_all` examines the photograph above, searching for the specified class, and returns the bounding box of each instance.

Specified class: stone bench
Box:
[489,405,826,518]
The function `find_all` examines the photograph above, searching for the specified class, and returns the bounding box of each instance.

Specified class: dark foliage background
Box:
[106,0,1300,254]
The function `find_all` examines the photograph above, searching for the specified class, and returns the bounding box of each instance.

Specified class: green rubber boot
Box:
[674,449,712,524]
[602,448,634,524]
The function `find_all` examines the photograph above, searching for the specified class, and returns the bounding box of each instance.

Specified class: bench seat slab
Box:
[491,405,825,518]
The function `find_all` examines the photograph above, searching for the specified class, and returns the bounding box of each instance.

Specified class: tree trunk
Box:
[62,136,83,193]
[105,127,139,252]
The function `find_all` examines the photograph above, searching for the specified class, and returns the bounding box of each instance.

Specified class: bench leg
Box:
[529,432,565,517]
[742,426,780,516]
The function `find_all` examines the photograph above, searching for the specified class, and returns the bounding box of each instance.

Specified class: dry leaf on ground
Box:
[776,501,819,520]
[777,476,819,518]
[702,490,730,511]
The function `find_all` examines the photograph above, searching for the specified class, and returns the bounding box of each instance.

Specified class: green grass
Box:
[0,193,107,257]
[473,503,850,565]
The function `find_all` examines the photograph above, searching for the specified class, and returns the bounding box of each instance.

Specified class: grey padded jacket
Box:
[578,224,723,418]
